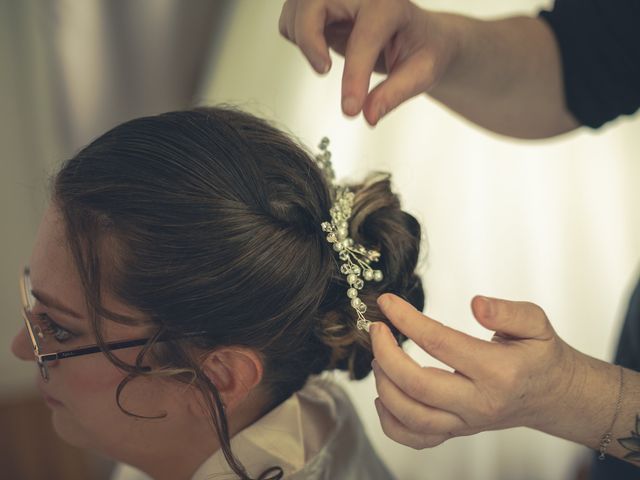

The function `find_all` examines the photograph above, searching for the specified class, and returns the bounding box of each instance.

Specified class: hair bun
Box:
[315,173,424,379]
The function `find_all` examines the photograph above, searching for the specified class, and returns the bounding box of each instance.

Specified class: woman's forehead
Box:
[29,207,85,306]
[29,206,148,331]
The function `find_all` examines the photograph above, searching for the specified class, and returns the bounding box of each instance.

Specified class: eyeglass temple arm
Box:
[38,330,207,363]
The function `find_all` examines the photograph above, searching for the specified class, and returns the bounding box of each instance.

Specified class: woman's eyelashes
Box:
[38,313,76,343]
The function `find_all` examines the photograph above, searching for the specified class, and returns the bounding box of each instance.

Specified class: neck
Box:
[120,391,269,480]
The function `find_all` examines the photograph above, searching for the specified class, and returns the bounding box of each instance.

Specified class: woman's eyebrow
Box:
[31,289,84,320]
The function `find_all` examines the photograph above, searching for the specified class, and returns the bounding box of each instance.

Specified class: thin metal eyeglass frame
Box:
[20,266,206,381]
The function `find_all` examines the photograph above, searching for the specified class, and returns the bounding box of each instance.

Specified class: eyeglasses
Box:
[20,266,205,382]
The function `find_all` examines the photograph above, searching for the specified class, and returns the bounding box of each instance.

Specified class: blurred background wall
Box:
[2,1,640,479]
[0,1,230,478]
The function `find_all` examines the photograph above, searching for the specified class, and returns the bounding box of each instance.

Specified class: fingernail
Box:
[377,105,386,121]
[315,60,329,74]
[377,294,389,309]
[371,359,378,371]
[342,96,359,116]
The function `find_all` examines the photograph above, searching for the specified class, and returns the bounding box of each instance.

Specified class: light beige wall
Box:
[0,0,65,397]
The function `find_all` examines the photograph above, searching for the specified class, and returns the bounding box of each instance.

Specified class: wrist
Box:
[426,12,477,95]
[532,346,620,449]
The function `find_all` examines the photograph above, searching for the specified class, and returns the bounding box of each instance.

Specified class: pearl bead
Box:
[315,139,385,330]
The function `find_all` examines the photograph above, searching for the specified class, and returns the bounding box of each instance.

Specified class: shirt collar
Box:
[191,392,306,480]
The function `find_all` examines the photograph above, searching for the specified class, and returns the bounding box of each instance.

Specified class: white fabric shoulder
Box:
[110,462,152,480]
[288,377,395,480]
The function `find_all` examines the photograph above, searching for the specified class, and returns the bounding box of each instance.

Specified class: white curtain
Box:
[200,1,640,479]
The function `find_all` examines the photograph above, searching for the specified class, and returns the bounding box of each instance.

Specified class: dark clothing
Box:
[616,280,640,374]
[590,280,640,479]
[539,1,640,478]
[539,0,640,129]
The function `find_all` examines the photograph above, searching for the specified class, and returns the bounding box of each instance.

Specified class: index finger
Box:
[375,293,498,375]
[340,5,403,115]
[370,322,474,411]
[292,1,332,73]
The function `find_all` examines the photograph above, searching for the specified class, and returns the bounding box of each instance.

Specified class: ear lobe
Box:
[201,347,264,412]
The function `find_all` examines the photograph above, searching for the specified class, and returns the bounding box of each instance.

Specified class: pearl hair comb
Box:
[315,138,383,332]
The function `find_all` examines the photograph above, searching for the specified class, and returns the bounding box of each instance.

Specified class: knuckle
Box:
[522,302,544,323]
[413,435,444,449]
[405,369,430,399]
[497,362,521,387]
[523,300,544,315]
[379,416,397,439]
[479,395,506,424]
[374,88,401,114]
[376,379,392,401]
[414,415,437,433]
[426,437,445,448]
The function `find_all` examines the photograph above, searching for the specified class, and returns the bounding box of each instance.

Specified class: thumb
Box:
[471,296,554,341]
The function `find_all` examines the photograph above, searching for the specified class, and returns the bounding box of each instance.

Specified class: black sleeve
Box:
[539,0,640,129]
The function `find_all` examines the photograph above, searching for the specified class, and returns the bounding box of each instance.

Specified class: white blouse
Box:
[111,376,394,479]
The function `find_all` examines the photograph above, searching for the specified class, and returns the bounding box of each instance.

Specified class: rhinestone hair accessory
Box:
[315,137,383,333]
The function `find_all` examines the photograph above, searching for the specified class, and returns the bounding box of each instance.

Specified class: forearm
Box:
[428,13,580,139]
[534,347,640,464]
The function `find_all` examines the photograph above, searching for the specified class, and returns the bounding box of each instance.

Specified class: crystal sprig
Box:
[316,138,383,332]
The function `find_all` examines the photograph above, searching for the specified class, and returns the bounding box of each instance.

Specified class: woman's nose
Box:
[11,327,35,361]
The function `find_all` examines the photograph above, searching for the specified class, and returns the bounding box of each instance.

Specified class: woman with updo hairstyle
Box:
[11,106,424,480]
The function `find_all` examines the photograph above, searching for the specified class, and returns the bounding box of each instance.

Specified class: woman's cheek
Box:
[67,354,128,392]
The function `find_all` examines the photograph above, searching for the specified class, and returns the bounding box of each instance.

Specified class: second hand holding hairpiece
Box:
[315,137,383,333]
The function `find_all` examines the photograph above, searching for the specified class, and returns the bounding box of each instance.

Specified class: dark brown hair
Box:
[53,106,424,479]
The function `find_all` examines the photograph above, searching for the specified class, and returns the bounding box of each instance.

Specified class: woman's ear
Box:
[200,347,264,413]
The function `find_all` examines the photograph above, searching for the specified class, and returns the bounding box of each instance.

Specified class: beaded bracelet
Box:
[598,365,624,460]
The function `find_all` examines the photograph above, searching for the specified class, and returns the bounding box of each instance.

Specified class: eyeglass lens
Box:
[21,271,59,356]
